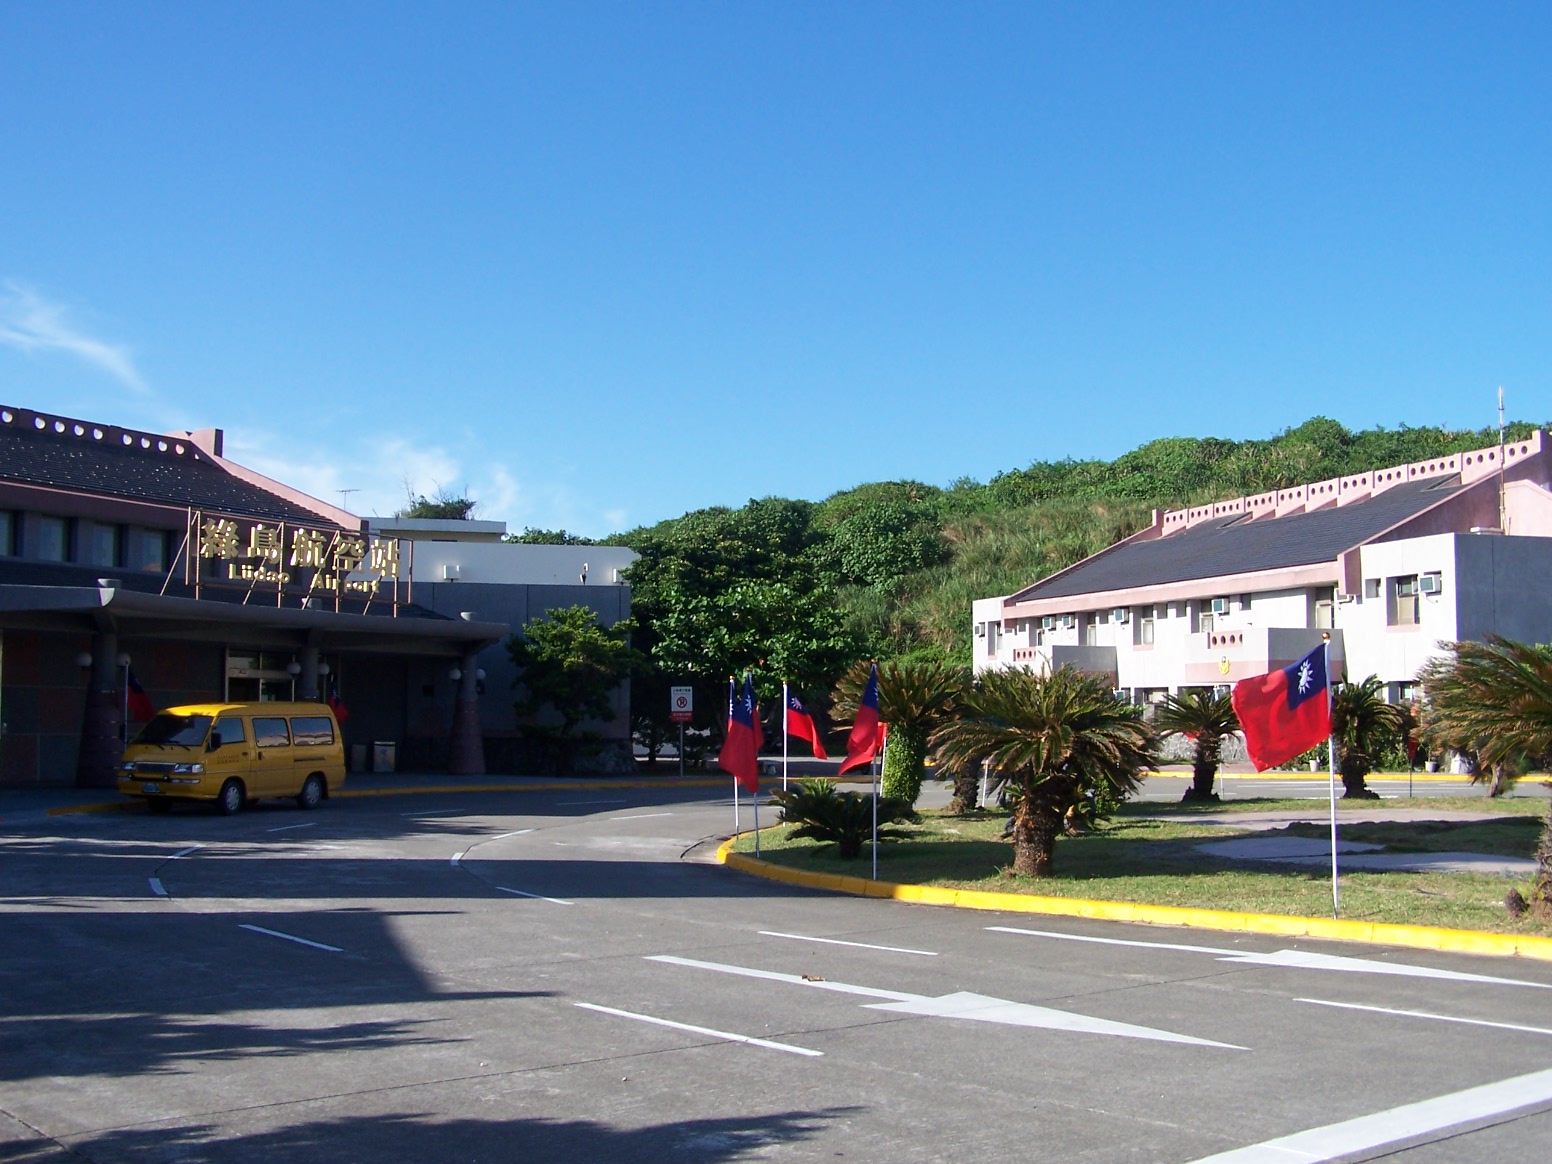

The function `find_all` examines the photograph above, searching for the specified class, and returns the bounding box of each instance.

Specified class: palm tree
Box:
[931,666,1159,877]
[833,657,966,805]
[1418,638,1552,798]
[1330,675,1406,799]
[1418,637,1552,906]
[1153,689,1239,803]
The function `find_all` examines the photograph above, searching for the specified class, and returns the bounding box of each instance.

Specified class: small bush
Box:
[769,778,917,860]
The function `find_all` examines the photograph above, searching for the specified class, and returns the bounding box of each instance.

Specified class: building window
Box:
[1392,576,1420,626]
[36,516,68,561]
[88,523,120,568]
[1241,594,1252,611]
[1138,614,1155,645]
[1364,578,1381,600]
[1312,586,1335,629]
[0,512,12,556]
[1083,613,1098,646]
[1199,613,1214,634]
[135,529,168,573]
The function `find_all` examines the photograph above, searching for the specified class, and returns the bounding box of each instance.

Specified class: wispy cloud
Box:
[0,282,147,394]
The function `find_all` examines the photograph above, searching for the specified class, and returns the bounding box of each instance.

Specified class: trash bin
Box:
[372,741,397,773]
[349,744,368,773]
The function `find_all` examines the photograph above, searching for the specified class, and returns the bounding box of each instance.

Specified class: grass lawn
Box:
[731,808,1552,937]
[1118,795,1551,817]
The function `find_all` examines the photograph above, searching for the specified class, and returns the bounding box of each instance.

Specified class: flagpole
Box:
[872,728,884,881]
[1324,633,1339,918]
[728,677,739,838]
[782,680,790,791]
[753,780,760,856]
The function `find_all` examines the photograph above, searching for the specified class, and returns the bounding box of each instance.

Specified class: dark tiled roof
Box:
[0,407,327,524]
[1011,477,1462,602]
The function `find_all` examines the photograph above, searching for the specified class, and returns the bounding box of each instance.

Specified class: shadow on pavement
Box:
[63,1108,862,1164]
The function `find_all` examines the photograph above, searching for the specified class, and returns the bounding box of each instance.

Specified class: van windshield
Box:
[133,714,213,748]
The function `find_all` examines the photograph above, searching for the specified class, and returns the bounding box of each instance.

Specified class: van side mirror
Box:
[207,737,221,752]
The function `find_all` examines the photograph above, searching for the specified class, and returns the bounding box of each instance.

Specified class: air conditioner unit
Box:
[1062,615,1076,629]
[1419,573,1442,595]
[1041,616,1055,630]
[974,622,985,637]
[441,564,461,581]
[1210,597,1229,615]
[1111,607,1129,623]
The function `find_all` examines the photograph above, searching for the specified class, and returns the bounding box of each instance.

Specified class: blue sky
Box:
[2,3,1547,535]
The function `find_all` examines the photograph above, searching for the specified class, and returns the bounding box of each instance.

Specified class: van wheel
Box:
[216,779,246,816]
[296,774,325,810]
[147,798,173,814]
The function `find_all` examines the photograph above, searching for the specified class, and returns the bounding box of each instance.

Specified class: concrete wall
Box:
[406,542,637,587]
[1454,533,1552,646]
[416,581,633,740]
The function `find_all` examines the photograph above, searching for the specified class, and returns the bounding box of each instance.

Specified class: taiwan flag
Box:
[326,673,351,723]
[839,664,882,775]
[1232,644,1331,771]
[785,690,828,760]
[719,674,760,794]
[126,669,155,722]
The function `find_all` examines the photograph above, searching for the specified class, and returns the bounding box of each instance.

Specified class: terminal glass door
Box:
[225,650,296,702]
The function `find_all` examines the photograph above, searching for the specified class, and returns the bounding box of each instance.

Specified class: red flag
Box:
[784,690,828,760]
[327,673,351,723]
[1232,645,1331,772]
[839,664,882,775]
[126,669,155,723]
[719,674,759,794]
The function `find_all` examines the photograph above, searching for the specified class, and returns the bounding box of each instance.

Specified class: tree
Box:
[505,528,597,545]
[932,667,1158,877]
[1418,637,1552,909]
[832,658,966,805]
[398,485,477,520]
[1330,675,1406,799]
[507,607,643,741]
[1153,690,1239,803]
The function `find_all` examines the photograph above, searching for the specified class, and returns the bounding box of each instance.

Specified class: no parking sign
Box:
[670,686,694,723]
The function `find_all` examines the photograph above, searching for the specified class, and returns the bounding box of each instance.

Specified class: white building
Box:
[973,432,1552,704]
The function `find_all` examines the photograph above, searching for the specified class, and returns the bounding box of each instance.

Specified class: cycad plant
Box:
[769,778,917,860]
[833,657,966,805]
[1153,689,1239,803]
[932,666,1158,877]
[1330,675,1405,799]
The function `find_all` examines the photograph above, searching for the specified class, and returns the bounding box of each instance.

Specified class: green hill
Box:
[593,417,1544,740]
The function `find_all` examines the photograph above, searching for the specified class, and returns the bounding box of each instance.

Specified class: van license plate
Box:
[142,783,161,794]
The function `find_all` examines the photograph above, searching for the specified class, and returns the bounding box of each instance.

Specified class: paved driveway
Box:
[3,786,1550,1162]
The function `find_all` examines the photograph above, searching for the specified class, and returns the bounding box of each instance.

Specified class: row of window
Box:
[0,511,170,571]
[211,715,336,749]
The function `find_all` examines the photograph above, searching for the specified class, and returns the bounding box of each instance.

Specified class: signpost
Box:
[670,686,693,777]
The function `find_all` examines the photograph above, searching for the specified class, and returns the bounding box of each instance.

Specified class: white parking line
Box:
[450,851,465,867]
[613,812,675,821]
[759,930,938,956]
[401,809,463,817]
[238,924,342,953]
[574,1002,822,1057]
[490,829,535,841]
[266,822,316,833]
[1184,1066,1552,1163]
[556,799,627,806]
[148,877,167,897]
[1297,997,1552,1037]
[170,845,203,859]
[497,886,574,906]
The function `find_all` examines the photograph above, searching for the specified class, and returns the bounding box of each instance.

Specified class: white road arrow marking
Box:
[987,926,1552,988]
[646,955,1240,1048]
[1297,997,1552,1038]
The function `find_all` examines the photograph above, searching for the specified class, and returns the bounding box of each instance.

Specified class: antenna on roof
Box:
[338,489,359,513]
[1498,387,1507,533]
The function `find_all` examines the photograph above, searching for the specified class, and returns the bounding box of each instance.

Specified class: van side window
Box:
[290,716,335,747]
[211,717,247,748]
[253,717,291,748]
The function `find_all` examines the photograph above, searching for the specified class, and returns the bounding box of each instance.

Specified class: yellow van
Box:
[117,701,347,815]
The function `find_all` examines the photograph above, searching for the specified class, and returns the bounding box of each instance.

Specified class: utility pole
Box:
[1498,388,1507,533]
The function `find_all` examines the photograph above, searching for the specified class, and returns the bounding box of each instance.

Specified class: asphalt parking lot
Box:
[3,783,1551,1163]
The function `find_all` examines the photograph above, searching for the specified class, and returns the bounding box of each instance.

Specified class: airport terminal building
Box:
[0,405,632,787]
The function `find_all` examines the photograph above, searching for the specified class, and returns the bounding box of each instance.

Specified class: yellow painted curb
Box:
[45,800,139,816]
[714,837,1552,964]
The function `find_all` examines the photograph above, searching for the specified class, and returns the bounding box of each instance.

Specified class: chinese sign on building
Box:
[186,511,409,611]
